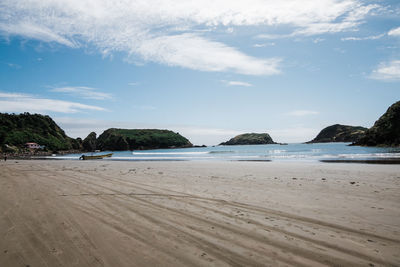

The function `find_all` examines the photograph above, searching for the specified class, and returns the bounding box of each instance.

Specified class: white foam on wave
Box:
[132,152,209,155]
[337,153,400,159]
[268,149,286,154]
[114,156,216,160]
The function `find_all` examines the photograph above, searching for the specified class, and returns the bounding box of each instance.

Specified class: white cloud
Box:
[253,43,275,47]
[313,38,325,43]
[0,0,378,75]
[286,110,319,116]
[6,62,21,69]
[0,22,77,48]
[388,27,400,37]
[128,82,140,86]
[134,34,281,75]
[341,33,384,41]
[0,92,105,113]
[370,60,400,81]
[50,86,112,100]
[222,80,253,87]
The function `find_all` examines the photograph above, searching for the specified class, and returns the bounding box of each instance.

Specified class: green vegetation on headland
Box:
[0,113,192,154]
[220,133,276,145]
[96,128,193,151]
[353,101,400,147]
[0,113,80,152]
[306,124,367,144]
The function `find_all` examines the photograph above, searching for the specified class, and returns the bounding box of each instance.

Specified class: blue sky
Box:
[0,0,399,145]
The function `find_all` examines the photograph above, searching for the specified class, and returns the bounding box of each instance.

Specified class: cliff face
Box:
[353,101,400,147]
[220,133,276,145]
[306,124,367,144]
[0,112,80,151]
[96,128,193,151]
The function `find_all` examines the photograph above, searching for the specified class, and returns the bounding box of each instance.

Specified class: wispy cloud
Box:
[0,0,379,75]
[128,82,140,86]
[253,43,275,48]
[50,86,112,100]
[388,27,400,37]
[313,38,325,43]
[286,110,319,116]
[341,33,384,41]
[221,80,253,87]
[370,60,400,81]
[6,62,21,69]
[0,92,105,113]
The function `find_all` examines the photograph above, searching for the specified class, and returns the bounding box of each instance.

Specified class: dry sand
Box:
[0,160,399,266]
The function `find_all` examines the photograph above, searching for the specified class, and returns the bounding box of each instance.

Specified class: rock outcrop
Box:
[220,133,276,145]
[353,101,400,147]
[306,124,367,143]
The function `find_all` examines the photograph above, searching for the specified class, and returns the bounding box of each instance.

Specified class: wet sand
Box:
[0,160,399,266]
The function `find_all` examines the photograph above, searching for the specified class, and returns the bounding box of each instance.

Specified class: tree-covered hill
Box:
[0,113,81,151]
[353,101,400,147]
[96,128,193,150]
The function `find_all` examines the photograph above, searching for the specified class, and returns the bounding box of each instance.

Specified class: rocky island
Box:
[353,101,400,147]
[306,124,367,144]
[220,133,276,145]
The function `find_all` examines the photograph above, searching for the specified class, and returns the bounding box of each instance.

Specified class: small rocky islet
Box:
[219,133,276,146]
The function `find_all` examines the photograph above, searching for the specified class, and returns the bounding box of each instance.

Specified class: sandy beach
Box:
[0,160,399,266]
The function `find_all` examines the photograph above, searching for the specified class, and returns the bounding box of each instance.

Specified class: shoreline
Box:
[21,156,400,164]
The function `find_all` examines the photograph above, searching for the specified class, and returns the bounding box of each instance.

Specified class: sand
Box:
[0,160,399,267]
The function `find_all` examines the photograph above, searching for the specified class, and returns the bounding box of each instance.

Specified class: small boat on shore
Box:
[79,153,113,160]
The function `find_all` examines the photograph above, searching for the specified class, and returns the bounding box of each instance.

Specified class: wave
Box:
[113,156,216,160]
[132,152,209,155]
[267,149,286,154]
[208,151,235,154]
[337,153,400,159]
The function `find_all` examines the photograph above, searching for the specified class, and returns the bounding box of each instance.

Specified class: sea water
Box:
[56,143,400,162]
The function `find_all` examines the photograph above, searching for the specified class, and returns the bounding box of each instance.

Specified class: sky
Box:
[0,0,399,145]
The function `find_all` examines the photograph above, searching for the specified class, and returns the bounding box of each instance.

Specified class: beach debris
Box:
[322,178,326,181]
[292,177,297,180]
[350,181,356,185]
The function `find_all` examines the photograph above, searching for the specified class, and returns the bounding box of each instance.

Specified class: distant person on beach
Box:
[4,154,7,161]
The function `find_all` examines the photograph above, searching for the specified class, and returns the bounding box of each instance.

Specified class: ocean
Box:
[54,143,400,162]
